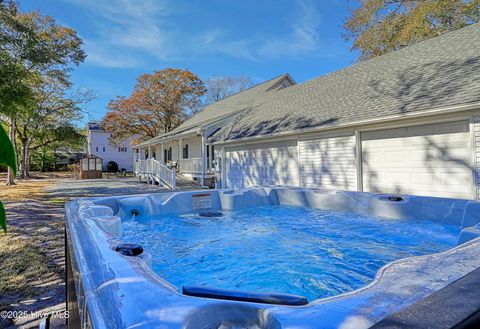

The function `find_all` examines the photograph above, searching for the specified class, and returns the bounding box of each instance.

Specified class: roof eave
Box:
[209,100,480,145]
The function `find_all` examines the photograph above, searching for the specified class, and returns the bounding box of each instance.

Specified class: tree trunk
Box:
[17,124,32,178]
[40,149,45,172]
[6,117,16,185]
[19,138,27,178]
[25,137,32,177]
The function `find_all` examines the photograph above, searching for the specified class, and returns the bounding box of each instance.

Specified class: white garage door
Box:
[362,121,473,199]
[225,141,299,189]
[299,135,357,190]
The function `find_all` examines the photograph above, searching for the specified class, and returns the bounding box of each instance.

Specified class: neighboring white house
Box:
[134,23,480,200]
[87,122,135,172]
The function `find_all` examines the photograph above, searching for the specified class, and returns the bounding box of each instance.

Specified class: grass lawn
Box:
[0,176,53,299]
[0,173,68,328]
[0,172,170,328]
[0,234,52,296]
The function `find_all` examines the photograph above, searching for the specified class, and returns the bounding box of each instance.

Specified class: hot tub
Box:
[65,187,480,328]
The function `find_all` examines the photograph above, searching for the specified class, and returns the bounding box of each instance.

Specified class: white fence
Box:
[134,159,176,190]
[179,157,202,174]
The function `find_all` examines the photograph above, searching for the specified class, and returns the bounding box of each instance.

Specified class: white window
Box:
[118,146,127,152]
[95,146,99,152]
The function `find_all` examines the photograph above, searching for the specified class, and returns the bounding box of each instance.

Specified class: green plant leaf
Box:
[0,125,16,175]
[0,201,6,233]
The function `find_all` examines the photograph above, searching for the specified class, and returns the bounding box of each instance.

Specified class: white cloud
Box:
[193,0,324,61]
[259,0,322,58]
[60,0,173,66]
[84,41,139,68]
[60,0,325,66]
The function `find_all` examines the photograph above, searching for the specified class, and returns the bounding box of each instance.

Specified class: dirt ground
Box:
[0,173,70,329]
[0,172,179,328]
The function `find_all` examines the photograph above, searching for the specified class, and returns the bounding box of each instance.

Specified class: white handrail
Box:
[134,158,176,189]
[179,157,202,173]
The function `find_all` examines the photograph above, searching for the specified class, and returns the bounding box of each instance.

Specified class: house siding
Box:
[182,136,202,158]
[225,141,299,189]
[88,130,135,171]
[218,111,480,198]
[299,135,357,190]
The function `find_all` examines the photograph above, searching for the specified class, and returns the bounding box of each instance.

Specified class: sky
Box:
[22,0,358,125]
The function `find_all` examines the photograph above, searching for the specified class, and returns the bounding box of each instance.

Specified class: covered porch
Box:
[133,129,217,189]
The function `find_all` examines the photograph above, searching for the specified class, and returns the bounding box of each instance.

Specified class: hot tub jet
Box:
[130,209,139,219]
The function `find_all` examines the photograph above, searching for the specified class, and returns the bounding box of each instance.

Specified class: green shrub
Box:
[106,161,119,173]
[0,126,16,232]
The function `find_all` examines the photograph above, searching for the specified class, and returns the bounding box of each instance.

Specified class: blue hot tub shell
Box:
[65,187,480,328]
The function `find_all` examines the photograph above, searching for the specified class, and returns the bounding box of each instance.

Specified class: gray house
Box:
[135,23,480,200]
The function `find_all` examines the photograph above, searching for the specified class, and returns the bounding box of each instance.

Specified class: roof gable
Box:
[173,73,295,133]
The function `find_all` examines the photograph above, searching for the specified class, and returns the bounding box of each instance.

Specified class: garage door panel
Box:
[363,121,469,141]
[364,138,469,151]
[411,172,472,186]
[299,135,356,190]
[365,169,471,183]
[365,151,471,166]
[362,121,473,199]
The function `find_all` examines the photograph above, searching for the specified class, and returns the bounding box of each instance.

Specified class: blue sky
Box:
[22,0,358,125]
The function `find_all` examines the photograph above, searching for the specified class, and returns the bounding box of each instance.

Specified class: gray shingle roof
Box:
[210,23,480,143]
[135,74,293,147]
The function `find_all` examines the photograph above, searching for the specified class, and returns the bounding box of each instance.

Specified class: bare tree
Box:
[203,75,252,106]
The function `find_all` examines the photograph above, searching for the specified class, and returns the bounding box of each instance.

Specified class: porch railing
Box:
[134,158,176,190]
[179,157,202,174]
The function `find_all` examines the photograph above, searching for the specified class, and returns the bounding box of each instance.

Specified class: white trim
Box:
[265,73,296,91]
[296,137,301,187]
[134,103,480,149]
[221,146,226,188]
[213,112,476,150]
[211,101,480,146]
[354,115,472,132]
[355,130,363,192]
[200,133,206,187]
[470,115,478,200]
[297,130,354,142]
[134,130,199,149]
[133,104,256,148]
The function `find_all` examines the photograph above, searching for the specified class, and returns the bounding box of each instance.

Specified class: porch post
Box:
[179,138,183,171]
[221,146,226,188]
[201,133,206,187]
[155,144,161,162]
[133,148,137,178]
[147,145,152,159]
[160,143,164,163]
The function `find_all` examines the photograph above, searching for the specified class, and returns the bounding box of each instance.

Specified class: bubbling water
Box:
[122,205,460,301]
